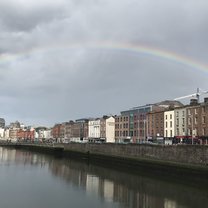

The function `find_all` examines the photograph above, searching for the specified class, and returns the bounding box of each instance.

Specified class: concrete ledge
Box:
[0,143,64,155]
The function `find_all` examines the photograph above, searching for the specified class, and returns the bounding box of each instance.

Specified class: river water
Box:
[0,147,207,208]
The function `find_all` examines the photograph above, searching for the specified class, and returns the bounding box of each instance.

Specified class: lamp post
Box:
[144,119,146,142]
[191,115,194,145]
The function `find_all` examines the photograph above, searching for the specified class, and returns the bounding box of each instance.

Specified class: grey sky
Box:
[0,0,208,126]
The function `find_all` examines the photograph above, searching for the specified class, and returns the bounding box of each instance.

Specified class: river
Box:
[0,147,207,208]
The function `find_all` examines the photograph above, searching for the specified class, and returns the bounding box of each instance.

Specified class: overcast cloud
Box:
[0,0,208,126]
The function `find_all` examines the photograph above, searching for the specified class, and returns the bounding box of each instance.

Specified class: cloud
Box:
[0,0,208,125]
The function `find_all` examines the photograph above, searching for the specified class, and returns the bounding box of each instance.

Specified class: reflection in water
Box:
[0,147,207,208]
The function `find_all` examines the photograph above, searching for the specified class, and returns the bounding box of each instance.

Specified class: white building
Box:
[4,129,10,139]
[0,128,4,138]
[164,110,175,138]
[88,119,101,138]
[43,129,52,139]
[103,116,115,143]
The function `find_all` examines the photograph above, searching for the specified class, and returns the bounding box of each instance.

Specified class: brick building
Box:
[147,110,164,139]
[52,124,61,139]
[115,100,183,143]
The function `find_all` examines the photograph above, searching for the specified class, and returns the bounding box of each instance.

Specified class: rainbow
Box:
[0,41,208,73]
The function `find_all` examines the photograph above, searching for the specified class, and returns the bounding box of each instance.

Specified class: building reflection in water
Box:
[0,147,207,208]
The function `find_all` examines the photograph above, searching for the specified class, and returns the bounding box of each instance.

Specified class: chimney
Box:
[190,98,198,105]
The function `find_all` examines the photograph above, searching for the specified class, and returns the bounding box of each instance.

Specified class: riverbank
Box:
[63,143,208,184]
[0,142,208,186]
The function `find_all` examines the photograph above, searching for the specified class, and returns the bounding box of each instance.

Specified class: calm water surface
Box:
[0,147,207,208]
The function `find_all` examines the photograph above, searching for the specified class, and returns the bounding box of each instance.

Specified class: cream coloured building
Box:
[105,116,115,142]
[174,107,187,137]
[164,110,175,138]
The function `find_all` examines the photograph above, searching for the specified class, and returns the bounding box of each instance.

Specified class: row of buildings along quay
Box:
[1,97,208,145]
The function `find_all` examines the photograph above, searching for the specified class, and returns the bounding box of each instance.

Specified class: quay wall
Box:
[63,143,208,166]
[0,143,208,183]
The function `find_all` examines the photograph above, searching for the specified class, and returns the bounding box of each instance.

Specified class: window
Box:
[170,130,172,137]
[194,128,197,136]
[194,117,197,125]
[202,106,205,113]
[176,111,179,117]
[188,109,191,115]
[182,118,185,125]
[170,121,172,128]
[170,114,172,119]
[177,128,179,136]
[166,130,168,137]
[176,118,179,125]
[188,117,191,125]
[182,111,185,117]
[166,115,167,120]
[203,116,205,124]
[203,128,205,136]
[166,122,168,128]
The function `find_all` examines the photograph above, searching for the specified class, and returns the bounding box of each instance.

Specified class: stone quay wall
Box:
[64,143,208,166]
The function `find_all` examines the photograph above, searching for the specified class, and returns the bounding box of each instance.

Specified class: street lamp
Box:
[191,115,194,145]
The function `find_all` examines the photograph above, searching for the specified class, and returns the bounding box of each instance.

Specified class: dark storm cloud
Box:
[0,0,208,125]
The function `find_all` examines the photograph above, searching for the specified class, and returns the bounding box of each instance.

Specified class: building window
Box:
[166,115,167,120]
[202,128,205,136]
[203,116,205,124]
[176,111,179,117]
[188,117,191,125]
[170,121,172,128]
[194,128,197,136]
[177,128,179,136]
[188,109,191,115]
[166,122,168,128]
[182,118,185,125]
[202,106,205,113]
[170,114,172,119]
[182,111,185,117]
[170,130,172,137]
[166,130,168,137]
[194,117,197,125]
